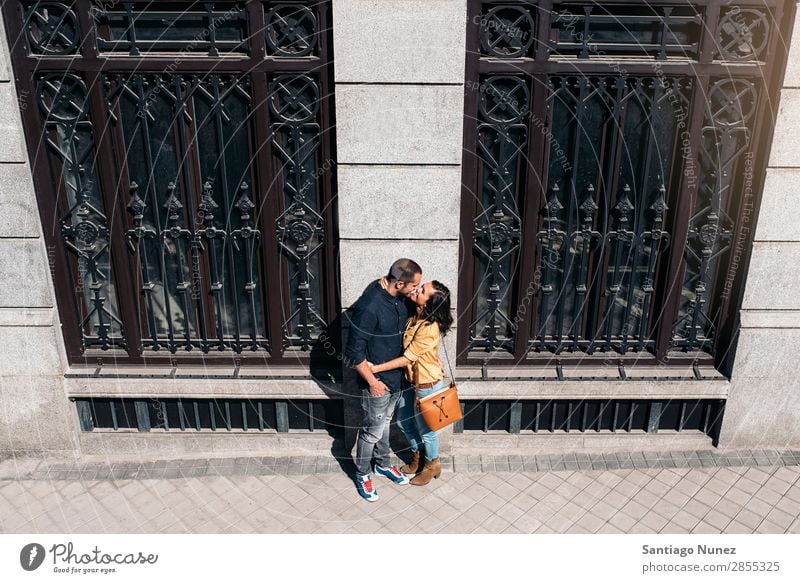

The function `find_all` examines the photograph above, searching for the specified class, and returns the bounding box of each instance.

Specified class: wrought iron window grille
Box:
[6,1,339,367]
[459,0,793,374]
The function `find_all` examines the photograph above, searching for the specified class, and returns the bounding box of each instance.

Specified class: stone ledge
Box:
[456,378,729,399]
[76,431,341,457]
[64,375,346,399]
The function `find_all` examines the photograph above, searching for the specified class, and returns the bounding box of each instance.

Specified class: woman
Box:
[369,280,453,486]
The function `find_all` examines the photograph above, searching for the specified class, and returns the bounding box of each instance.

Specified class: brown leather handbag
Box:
[414,338,462,431]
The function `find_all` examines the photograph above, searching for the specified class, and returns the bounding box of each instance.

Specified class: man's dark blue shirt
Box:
[344,280,410,393]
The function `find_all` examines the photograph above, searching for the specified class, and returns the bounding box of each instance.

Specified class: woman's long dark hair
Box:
[421,280,453,336]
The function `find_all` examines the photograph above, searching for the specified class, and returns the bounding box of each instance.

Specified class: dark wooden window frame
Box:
[458,0,794,374]
[3,0,340,370]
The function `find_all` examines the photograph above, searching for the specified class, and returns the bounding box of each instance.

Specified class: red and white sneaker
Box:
[355,474,379,502]
[374,464,411,485]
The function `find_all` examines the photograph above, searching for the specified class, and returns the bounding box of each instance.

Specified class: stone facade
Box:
[1,1,799,459]
[718,4,800,446]
[0,12,75,457]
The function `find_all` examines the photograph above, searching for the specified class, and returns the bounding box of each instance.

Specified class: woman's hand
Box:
[367,361,380,374]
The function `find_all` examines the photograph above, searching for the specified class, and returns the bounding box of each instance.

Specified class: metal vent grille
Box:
[74,398,344,436]
[454,399,725,444]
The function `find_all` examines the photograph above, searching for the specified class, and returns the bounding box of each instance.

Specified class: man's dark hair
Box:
[387,258,422,283]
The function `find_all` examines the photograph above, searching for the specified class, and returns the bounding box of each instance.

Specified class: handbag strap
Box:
[441,333,456,384]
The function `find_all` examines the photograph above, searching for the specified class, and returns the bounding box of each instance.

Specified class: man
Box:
[345,258,422,501]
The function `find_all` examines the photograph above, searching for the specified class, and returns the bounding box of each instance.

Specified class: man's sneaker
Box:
[374,465,411,485]
[355,474,379,502]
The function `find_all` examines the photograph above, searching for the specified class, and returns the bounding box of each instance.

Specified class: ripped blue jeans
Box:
[354,388,402,477]
[397,379,443,461]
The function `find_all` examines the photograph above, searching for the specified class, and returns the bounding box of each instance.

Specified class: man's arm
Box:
[344,303,389,396]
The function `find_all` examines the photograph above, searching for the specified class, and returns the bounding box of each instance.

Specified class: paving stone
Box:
[755,486,782,505]
[2,451,800,534]
[755,520,785,534]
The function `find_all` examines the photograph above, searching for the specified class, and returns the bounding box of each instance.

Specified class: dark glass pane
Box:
[672,78,758,352]
[109,73,269,353]
[114,75,197,346]
[470,75,529,353]
[229,402,245,429]
[270,74,329,351]
[192,76,265,346]
[96,2,247,55]
[551,5,702,60]
[37,74,125,350]
[535,75,690,355]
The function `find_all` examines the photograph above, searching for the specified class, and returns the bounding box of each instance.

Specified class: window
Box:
[5,1,338,366]
[459,0,791,370]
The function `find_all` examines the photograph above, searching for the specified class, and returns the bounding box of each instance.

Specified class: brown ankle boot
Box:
[410,458,441,486]
[400,451,422,475]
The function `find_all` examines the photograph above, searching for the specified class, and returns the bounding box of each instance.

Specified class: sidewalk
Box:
[1,451,799,534]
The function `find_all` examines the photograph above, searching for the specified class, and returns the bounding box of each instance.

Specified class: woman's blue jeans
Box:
[398,379,443,461]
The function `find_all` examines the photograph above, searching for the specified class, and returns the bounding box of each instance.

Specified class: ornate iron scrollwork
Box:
[479,4,535,58]
[24,2,79,55]
[270,74,327,351]
[37,73,125,350]
[672,78,757,352]
[530,76,686,356]
[110,73,267,354]
[717,7,770,62]
[265,3,318,56]
[230,182,263,352]
[469,75,529,352]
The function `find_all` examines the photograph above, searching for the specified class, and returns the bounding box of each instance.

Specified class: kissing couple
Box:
[344,258,453,502]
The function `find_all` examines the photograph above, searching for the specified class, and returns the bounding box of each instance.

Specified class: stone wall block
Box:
[0,83,26,163]
[741,242,800,310]
[0,326,63,376]
[0,240,53,307]
[335,85,464,164]
[338,165,461,240]
[0,376,78,456]
[339,240,459,308]
[766,89,800,167]
[332,0,467,83]
[0,163,41,238]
